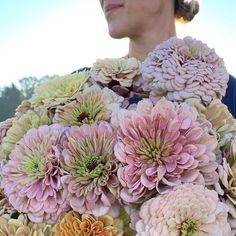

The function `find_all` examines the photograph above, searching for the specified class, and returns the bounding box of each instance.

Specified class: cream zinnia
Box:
[136,184,231,236]
[90,57,141,87]
[0,213,52,236]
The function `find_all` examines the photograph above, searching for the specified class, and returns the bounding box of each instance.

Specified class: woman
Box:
[98,0,236,116]
[0,1,235,235]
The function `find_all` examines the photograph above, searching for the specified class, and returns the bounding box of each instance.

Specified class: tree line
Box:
[0,75,57,122]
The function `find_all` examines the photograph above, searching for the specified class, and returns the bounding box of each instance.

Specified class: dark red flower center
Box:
[77,112,90,123]
[86,161,97,172]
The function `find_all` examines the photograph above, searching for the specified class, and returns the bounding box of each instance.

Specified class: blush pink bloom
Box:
[114,98,218,203]
[60,122,120,217]
[1,125,69,224]
[136,184,231,236]
[139,37,229,105]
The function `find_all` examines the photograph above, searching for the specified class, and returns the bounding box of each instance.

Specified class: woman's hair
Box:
[175,0,200,22]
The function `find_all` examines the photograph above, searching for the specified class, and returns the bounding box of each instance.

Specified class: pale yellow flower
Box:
[31,71,90,108]
[205,99,236,136]
[0,189,13,216]
[187,98,236,147]
[0,214,52,236]
[0,106,51,160]
[14,100,32,118]
[53,85,123,126]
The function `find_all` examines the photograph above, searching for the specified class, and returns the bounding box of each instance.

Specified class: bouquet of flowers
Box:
[0,36,235,236]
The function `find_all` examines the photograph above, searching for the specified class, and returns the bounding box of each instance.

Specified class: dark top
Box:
[222,75,236,118]
[72,68,236,118]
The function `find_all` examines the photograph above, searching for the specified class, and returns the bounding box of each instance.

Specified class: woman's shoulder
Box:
[222,75,236,117]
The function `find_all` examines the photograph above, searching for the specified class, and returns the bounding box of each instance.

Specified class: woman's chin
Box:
[108,31,125,39]
[107,25,128,39]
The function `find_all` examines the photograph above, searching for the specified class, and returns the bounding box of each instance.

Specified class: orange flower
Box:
[54,212,123,236]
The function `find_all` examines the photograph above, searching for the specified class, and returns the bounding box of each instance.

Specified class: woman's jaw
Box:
[100,0,176,60]
[100,0,128,39]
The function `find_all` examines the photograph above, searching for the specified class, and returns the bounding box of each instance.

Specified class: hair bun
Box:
[175,0,200,22]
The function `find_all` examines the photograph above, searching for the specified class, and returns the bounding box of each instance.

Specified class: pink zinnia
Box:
[114,98,218,203]
[60,122,120,217]
[1,125,69,223]
[139,37,229,105]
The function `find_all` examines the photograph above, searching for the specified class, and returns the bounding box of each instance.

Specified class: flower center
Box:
[137,134,171,162]
[76,156,104,179]
[71,97,105,126]
[86,161,97,172]
[77,112,90,123]
[177,219,199,236]
[21,156,45,177]
[188,46,198,57]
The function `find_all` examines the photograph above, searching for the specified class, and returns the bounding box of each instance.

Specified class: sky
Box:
[0,0,236,87]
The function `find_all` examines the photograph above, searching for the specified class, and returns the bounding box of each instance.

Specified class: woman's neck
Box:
[128,15,176,62]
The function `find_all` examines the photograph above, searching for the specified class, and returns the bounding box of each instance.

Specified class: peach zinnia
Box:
[54,211,123,236]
